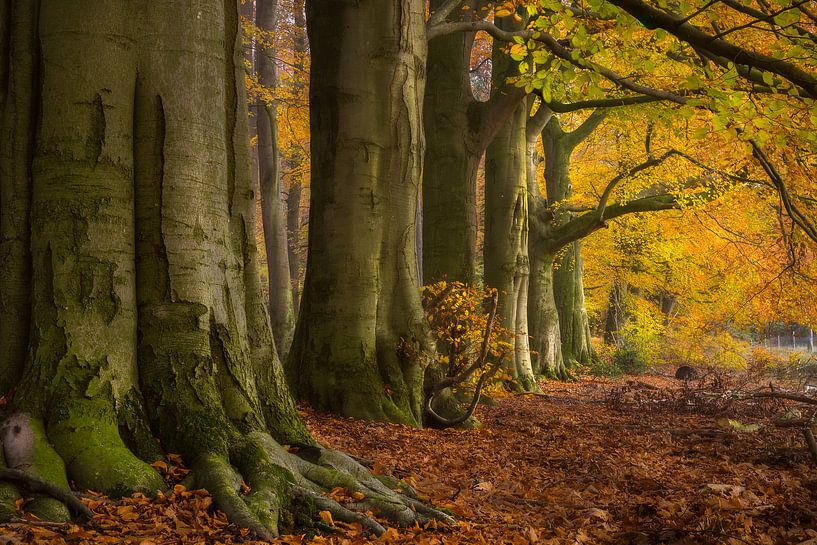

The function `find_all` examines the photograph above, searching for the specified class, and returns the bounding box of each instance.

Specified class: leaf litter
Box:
[2,375,816,544]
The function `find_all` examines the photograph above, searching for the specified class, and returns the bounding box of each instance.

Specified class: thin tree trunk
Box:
[286,176,301,309]
[285,0,306,312]
[289,0,432,426]
[257,0,295,358]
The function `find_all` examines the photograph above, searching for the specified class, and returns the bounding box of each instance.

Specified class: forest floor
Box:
[2,373,817,545]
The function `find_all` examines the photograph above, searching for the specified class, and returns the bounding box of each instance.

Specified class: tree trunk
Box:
[257,0,295,358]
[604,280,632,345]
[288,0,432,426]
[0,2,446,536]
[482,13,538,391]
[484,105,535,390]
[541,116,596,367]
[554,241,594,364]
[284,0,307,312]
[286,175,302,309]
[525,103,568,378]
[528,251,567,379]
[0,1,35,394]
[422,2,479,285]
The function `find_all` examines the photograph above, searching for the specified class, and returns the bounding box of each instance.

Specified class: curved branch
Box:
[424,291,500,428]
[428,21,690,104]
[606,0,817,98]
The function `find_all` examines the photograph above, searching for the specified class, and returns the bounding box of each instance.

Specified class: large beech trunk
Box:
[0,2,447,536]
[484,103,536,390]
[287,0,432,426]
[422,0,479,285]
[528,251,566,379]
[541,117,595,366]
[525,105,569,379]
[554,241,594,364]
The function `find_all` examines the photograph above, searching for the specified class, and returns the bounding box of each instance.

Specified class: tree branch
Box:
[428,21,690,105]
[426,0,466,29]
[606,0,817,98]
[544,194,680,250]
[564,109,608,149]
[543,94,664,112]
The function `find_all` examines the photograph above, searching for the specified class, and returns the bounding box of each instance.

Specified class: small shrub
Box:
[613,348,648,375]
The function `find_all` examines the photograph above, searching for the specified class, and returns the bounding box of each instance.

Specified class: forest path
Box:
[310,375,815,545]
[1,375,814,544]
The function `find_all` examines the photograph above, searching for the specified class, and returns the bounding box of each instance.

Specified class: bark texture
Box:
[541,116,597,366]
[525,105,569,379]
[484,25,535,390]
[257,0,296,358]
[0,1,36,394]
[0,1,448,536]
[422,0,480,285]
[288,0,432,426]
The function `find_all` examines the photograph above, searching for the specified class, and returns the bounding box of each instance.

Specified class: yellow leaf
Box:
[318,510,334,525]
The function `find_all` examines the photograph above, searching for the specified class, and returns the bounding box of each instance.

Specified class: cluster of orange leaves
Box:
[423,281,514,385]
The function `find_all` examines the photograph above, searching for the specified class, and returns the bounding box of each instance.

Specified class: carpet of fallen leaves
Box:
[3,374,817,545]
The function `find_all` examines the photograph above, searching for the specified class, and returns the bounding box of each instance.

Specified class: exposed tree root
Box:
[0,469,92,521]
[1,412,453,539]
[183,436,454,538]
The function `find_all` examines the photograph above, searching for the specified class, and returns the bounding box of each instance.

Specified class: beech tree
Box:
[0,1,448,536]
[256,0,297,358]
[541,113,605,367]
[287,0,433,425]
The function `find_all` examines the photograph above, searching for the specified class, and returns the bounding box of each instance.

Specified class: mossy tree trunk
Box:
[287,0,433,426]
[541,115,603,366]
[258,0,296,358]
[0,1,448,536]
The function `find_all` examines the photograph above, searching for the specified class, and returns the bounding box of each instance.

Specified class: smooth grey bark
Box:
[0,2,447,536]
[542,116,601,365]
[525,103,568,379]
[257,0,295,358]
[285,0,306,312]
[422,2,526,285]
[288,0,433,426]
[286,175,302,308]
[483,14,537,391]
[422,0,480,285]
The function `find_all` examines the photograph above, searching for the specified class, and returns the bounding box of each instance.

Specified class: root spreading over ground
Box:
[2,376,816,544]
